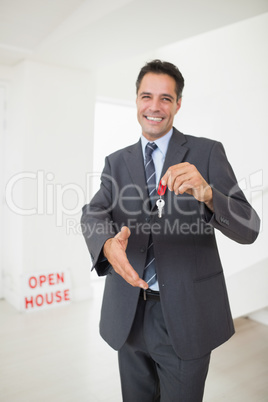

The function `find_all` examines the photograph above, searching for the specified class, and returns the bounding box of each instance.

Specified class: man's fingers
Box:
[116,258,148,289]
[105,228,148,289]
[161,163,190,190]
[120,258,148,289]
[161,163,212,201]
[115,226,131,241]
[161,172,169,187]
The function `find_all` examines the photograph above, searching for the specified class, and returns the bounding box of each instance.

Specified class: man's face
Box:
[136,73,181,141]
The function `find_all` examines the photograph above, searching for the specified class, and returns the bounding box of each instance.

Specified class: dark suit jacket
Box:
[81,128,260,360]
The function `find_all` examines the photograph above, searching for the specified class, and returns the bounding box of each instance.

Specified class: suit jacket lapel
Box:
[161,128,189,178]
[123,139,148,203]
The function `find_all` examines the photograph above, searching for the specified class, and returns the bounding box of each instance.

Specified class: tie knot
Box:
[145,142,157,158]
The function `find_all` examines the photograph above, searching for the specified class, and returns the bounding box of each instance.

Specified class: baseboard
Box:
[248,307,268,326]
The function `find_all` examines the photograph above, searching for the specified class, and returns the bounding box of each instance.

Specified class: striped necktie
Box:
[143,142,157,287]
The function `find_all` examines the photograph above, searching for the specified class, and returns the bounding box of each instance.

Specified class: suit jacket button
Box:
[140,247,146,253]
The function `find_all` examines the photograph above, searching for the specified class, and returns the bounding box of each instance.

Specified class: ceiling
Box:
[0,0,268,71]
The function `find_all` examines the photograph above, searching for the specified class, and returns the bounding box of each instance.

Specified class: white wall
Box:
[2,61,95,309]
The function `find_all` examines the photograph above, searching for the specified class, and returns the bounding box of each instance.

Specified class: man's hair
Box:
[136,59,184,100]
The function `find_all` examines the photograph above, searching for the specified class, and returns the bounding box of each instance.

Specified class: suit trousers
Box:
[118,297,211,402]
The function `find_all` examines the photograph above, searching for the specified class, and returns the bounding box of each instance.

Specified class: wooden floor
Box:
[1,280,268,402]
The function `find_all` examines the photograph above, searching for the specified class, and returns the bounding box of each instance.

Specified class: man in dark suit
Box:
[81,60,260,401]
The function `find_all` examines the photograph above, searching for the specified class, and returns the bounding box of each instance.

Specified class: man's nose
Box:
[149,98,161,111]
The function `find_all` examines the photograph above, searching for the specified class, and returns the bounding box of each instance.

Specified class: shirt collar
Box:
[141,128,173,159]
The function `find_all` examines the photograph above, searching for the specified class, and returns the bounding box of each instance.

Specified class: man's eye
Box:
[162,97,171,102]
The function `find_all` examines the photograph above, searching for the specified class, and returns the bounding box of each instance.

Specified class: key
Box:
[156,198,165,218]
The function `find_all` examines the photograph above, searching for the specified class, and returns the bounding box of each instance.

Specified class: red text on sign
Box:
[28,273,65,289]
[25,289,70,309]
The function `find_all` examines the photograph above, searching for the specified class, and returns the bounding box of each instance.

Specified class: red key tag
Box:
[157,181,167,196]
[156,181,167,218]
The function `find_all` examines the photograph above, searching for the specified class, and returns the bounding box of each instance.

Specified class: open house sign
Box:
[21,270,71,311]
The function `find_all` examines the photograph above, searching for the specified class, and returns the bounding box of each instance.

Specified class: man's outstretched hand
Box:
[103,226,148,289]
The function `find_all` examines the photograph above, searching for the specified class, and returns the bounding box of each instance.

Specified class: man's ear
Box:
[176,97,182,113]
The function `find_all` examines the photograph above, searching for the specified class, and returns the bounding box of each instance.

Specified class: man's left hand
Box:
[161,162,214,211]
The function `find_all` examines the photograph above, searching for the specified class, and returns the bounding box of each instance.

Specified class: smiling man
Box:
[81,60,260,401]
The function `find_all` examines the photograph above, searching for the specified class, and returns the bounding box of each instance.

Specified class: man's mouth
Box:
[145,116,164,122]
